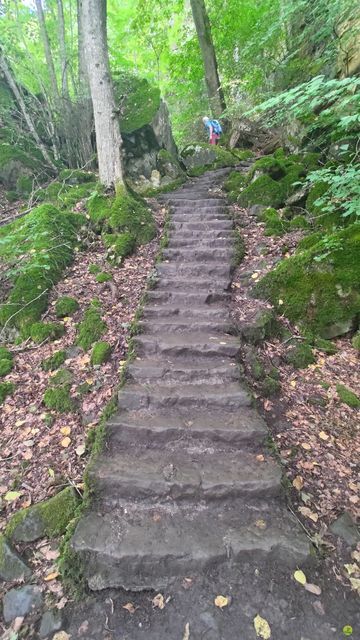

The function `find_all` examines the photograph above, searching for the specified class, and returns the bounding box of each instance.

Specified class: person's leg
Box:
[210,133,216,145]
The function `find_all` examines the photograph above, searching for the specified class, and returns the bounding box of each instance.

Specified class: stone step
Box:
[169,202,228,210]
[133,332,239,358]
[168,236,233,248]
[162,247,233,261]
[141,304,228,320]
[126,357,240,385]
[146,291,230,305]
[156,262,232,279]
[154,277,231,291]
[171,211,229,222]
[166,198,225,207]
[171,219,233,231]
[118,382,252,411]
[71,499,310,591]
[107,405,268,446]
[137,319,232,335]
[89,446,281,505]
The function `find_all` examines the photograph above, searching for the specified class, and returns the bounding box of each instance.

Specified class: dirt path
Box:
[65,169,359,639]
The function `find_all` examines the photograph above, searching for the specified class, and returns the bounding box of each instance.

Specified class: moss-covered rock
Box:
[285,342,315,368]
[55,296,79,318]
[314,337,338,354]
[103,232,136,260]
[95,272,112,283]
[41,350,66,371]
[261,208,290,236]
[233,149,254,161]
[248,156,286,181]
[0,381,15,404]
[113,71,160,134]
[254,223,360,336]
[239,309,280,344]
[109,191,156,245]
[237,174,285,208]
[50,368,73,386]
[289,215,310,230]
[76,304,107,351]
[261,375,281,397]
[279,165,305,199]
[223,171,247,194]
[59,169,96,184]
[297,231,323,251]
[336,384,360,408]
[91,341,112,365]
[0,535,32,581]
[180,143,237,172]
[87,193,111,227]
[306,182,329,217]
[43,385,76,412]
[0,142,40,189]
[5,487,79,543]
[0,347,13,377]
[352,332,360,351]
[88,263,101,274]
[30,321,65,343]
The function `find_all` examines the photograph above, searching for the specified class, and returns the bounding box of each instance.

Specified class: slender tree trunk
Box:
[190,0,226,117]
[76,0,94,167]
[79,0,125,189]
[0,51,57,172]
[56,0,70,100]
[35,0,60,105]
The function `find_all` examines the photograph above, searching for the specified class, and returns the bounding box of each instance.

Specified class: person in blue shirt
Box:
[203,116,222,145]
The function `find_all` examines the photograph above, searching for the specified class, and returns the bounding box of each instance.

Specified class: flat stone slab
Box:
[0,536,32,582]
[3,585,42,623]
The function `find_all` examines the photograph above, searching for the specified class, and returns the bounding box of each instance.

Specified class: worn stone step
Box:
[137,319,232,335]
[118,382,251,411]
[107,405,268,446]
[162,247,233,261]
[171,211,229,222]
[166,198,225,207]
[90,446,281,505]
[141,304,228,320]
[133,332,239,358]
[146,291,230,305]
[168,236,233,248]
[171,219,233,231]
[156,262,232,279]
[72,500,310,591]
[155,277,231,291]
[126,357,240,385]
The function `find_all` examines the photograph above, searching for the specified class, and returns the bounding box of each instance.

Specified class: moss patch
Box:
[95,272,112,283]
[238,174,285,208]
[43,385,76,412]
[352,332,360,351]
[88,263,101,274]
[103,232,135,260]
[59,169,96,184]
[5,487,79,543]
[55,296,79,318]
[113,71,160,134]
[41,350,66,371]
[336,384,360,408]
[314,337,338,354]
[30,321,65,343]
[91,341,112,365]
[0,381,15,404]
[109,191,156,245]
[261,208,289,236]
[76,304,107,351]
[285,342,316,368]
[0,347,13,377]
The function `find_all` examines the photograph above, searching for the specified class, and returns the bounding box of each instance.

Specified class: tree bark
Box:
[76,0,94,166]
[56,0,70,100]
[0,51,57,172]
[190,0,226,117]
[35,0,60,105]
[79,0,125,189]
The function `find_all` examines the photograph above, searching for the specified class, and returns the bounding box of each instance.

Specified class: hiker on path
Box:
[203,116,222,145]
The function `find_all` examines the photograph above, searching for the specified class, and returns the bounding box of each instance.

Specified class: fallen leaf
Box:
[53,633,70,640]
[77,620,89,635]
[61,436,71,448]
[182,622,190,640]
[123,602,136,614]
[75,444,86,457]
[290,380,297,388]
[44,571,59,581]
[152,593,165,609]
[304,583,321,595]
[255,519,267,530]
[251,272,259,280]
[4,491,22,502]
[342,625,353,636]
[278,299,284,305]
[292,476,304,491]
[12,617,24,633]
[214,595,229,608]
[254,614,271,639]
[294,570,307,585]
[256,454,265,462]
[349,577,360,594]
[298,506,318,522]
[318,431,329,441]
[301,442,311,451]
[60,426,71,436]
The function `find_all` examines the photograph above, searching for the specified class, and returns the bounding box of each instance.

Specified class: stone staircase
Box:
[72,167,309,592]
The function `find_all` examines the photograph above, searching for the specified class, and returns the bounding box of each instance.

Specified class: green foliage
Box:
[314,337,337,354]
[307,164,360,222]
[261,208,289,236]
[103,232,136,259]
[285,342,316,368]
[91,341,112,365]
[0,381,15,404]
[0,347,13,377]
[59,169,96,184]
[109,192,156,244]
[336,384,360,408]
[55,296,79,318]
[87,193,111,226]
[96,272,112,283]
[41,350,67,372]
[29,321,65,343]
[223,171,247,193]
[43,385,76,413]
[76,305,107,351]
[238,175,284,208]
[88,264,101,274]
[289,215,310,230]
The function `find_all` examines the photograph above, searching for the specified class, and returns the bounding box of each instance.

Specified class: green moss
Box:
[261,375,281,396]
[88,263,101,274]
[254,223,360,335]
[306,182,329,216]
[280,165,305,198]
[86,193,111,227]
[0,346,12,361]
[43,385,76,412]
[336,384,360,408]
[352,332,360,351]
[187,166,208,177]
[50,368,73,386]
[91,341,112,365]
[95,272,112,283]
[5,487,79,542]
[76,304,107,351]
[41,350,66,371]
[237,174,285,208]
[109,191,156,245]
[0,205,83,329]
[103,232,136,259]
[0,142,40,171]
[30,321,65,343]
[0,358,13,376]
[16,175,33,195]
[0,381,15,403]
[232,229,246,266]
[55,296,79,318]
[285,342,315,368]
[314,338,338,354]
[248,156,285,181]
[59,169,96,184]
[223,171,247,193]
[6,190,18,203]
[261,208,289,236]
[140,177,186,197]
[297,232,323,251]
[289,215,310,230]
[233,149,254,161]
[113,71,160,134]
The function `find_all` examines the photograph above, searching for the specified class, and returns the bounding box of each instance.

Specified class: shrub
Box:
[55,296,79,318]
[41,350,66,371]
[30,321,65,343]
[91,341,112,365]
[76,304,107,351]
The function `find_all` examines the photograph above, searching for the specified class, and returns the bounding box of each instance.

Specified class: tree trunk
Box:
[76,0,95,167]
[56,0,70,100]
[79,0,125,189]
[190,0,226,117]
[0,51,57,172]
[35,0,60,105]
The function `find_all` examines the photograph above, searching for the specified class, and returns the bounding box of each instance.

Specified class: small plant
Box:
[336,384,360,408]
[42,350,66,371]
[30,321,65,343]
[43,385,76,412]
[0,381,15,404]
[88,264,101,274]
[0,347,13,377]
[95,272,112,283]
[76,304,107,351]
[55,296,79,318]
[91,341,112,365]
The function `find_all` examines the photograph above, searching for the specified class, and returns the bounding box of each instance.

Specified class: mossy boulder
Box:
[285,342,316,368]
[0,142,40,189]
[109,191,156,245]
[306,182,329,217]
[50,368,73,386]
[0,535,32,581]
[59,169,96,184]
[261,208,290,236]
[237,174,285,208]
[0,347,13,377]
[223,171,247,195]
[76,304,107,351]
[103,232,136,260]
[55,296,79,318]
[5,488,79,543]
[280,165,305,199]
[238,309,280,344]
[289,215,310,230]
[0,381,15,404]
[180,143,237,172]
[30,321,65,343]
[43,385,76,412]
[336,384,360,408]
[113,71,160,134]
[248,156,286,181]
[87,193,111,227]
[254,223,360,337]
[95,272,112,283]
[352,332,360,351]
[91,341,112,365]
[314,337,338,354]
[41,350,66,371]
[156,149,184,180]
